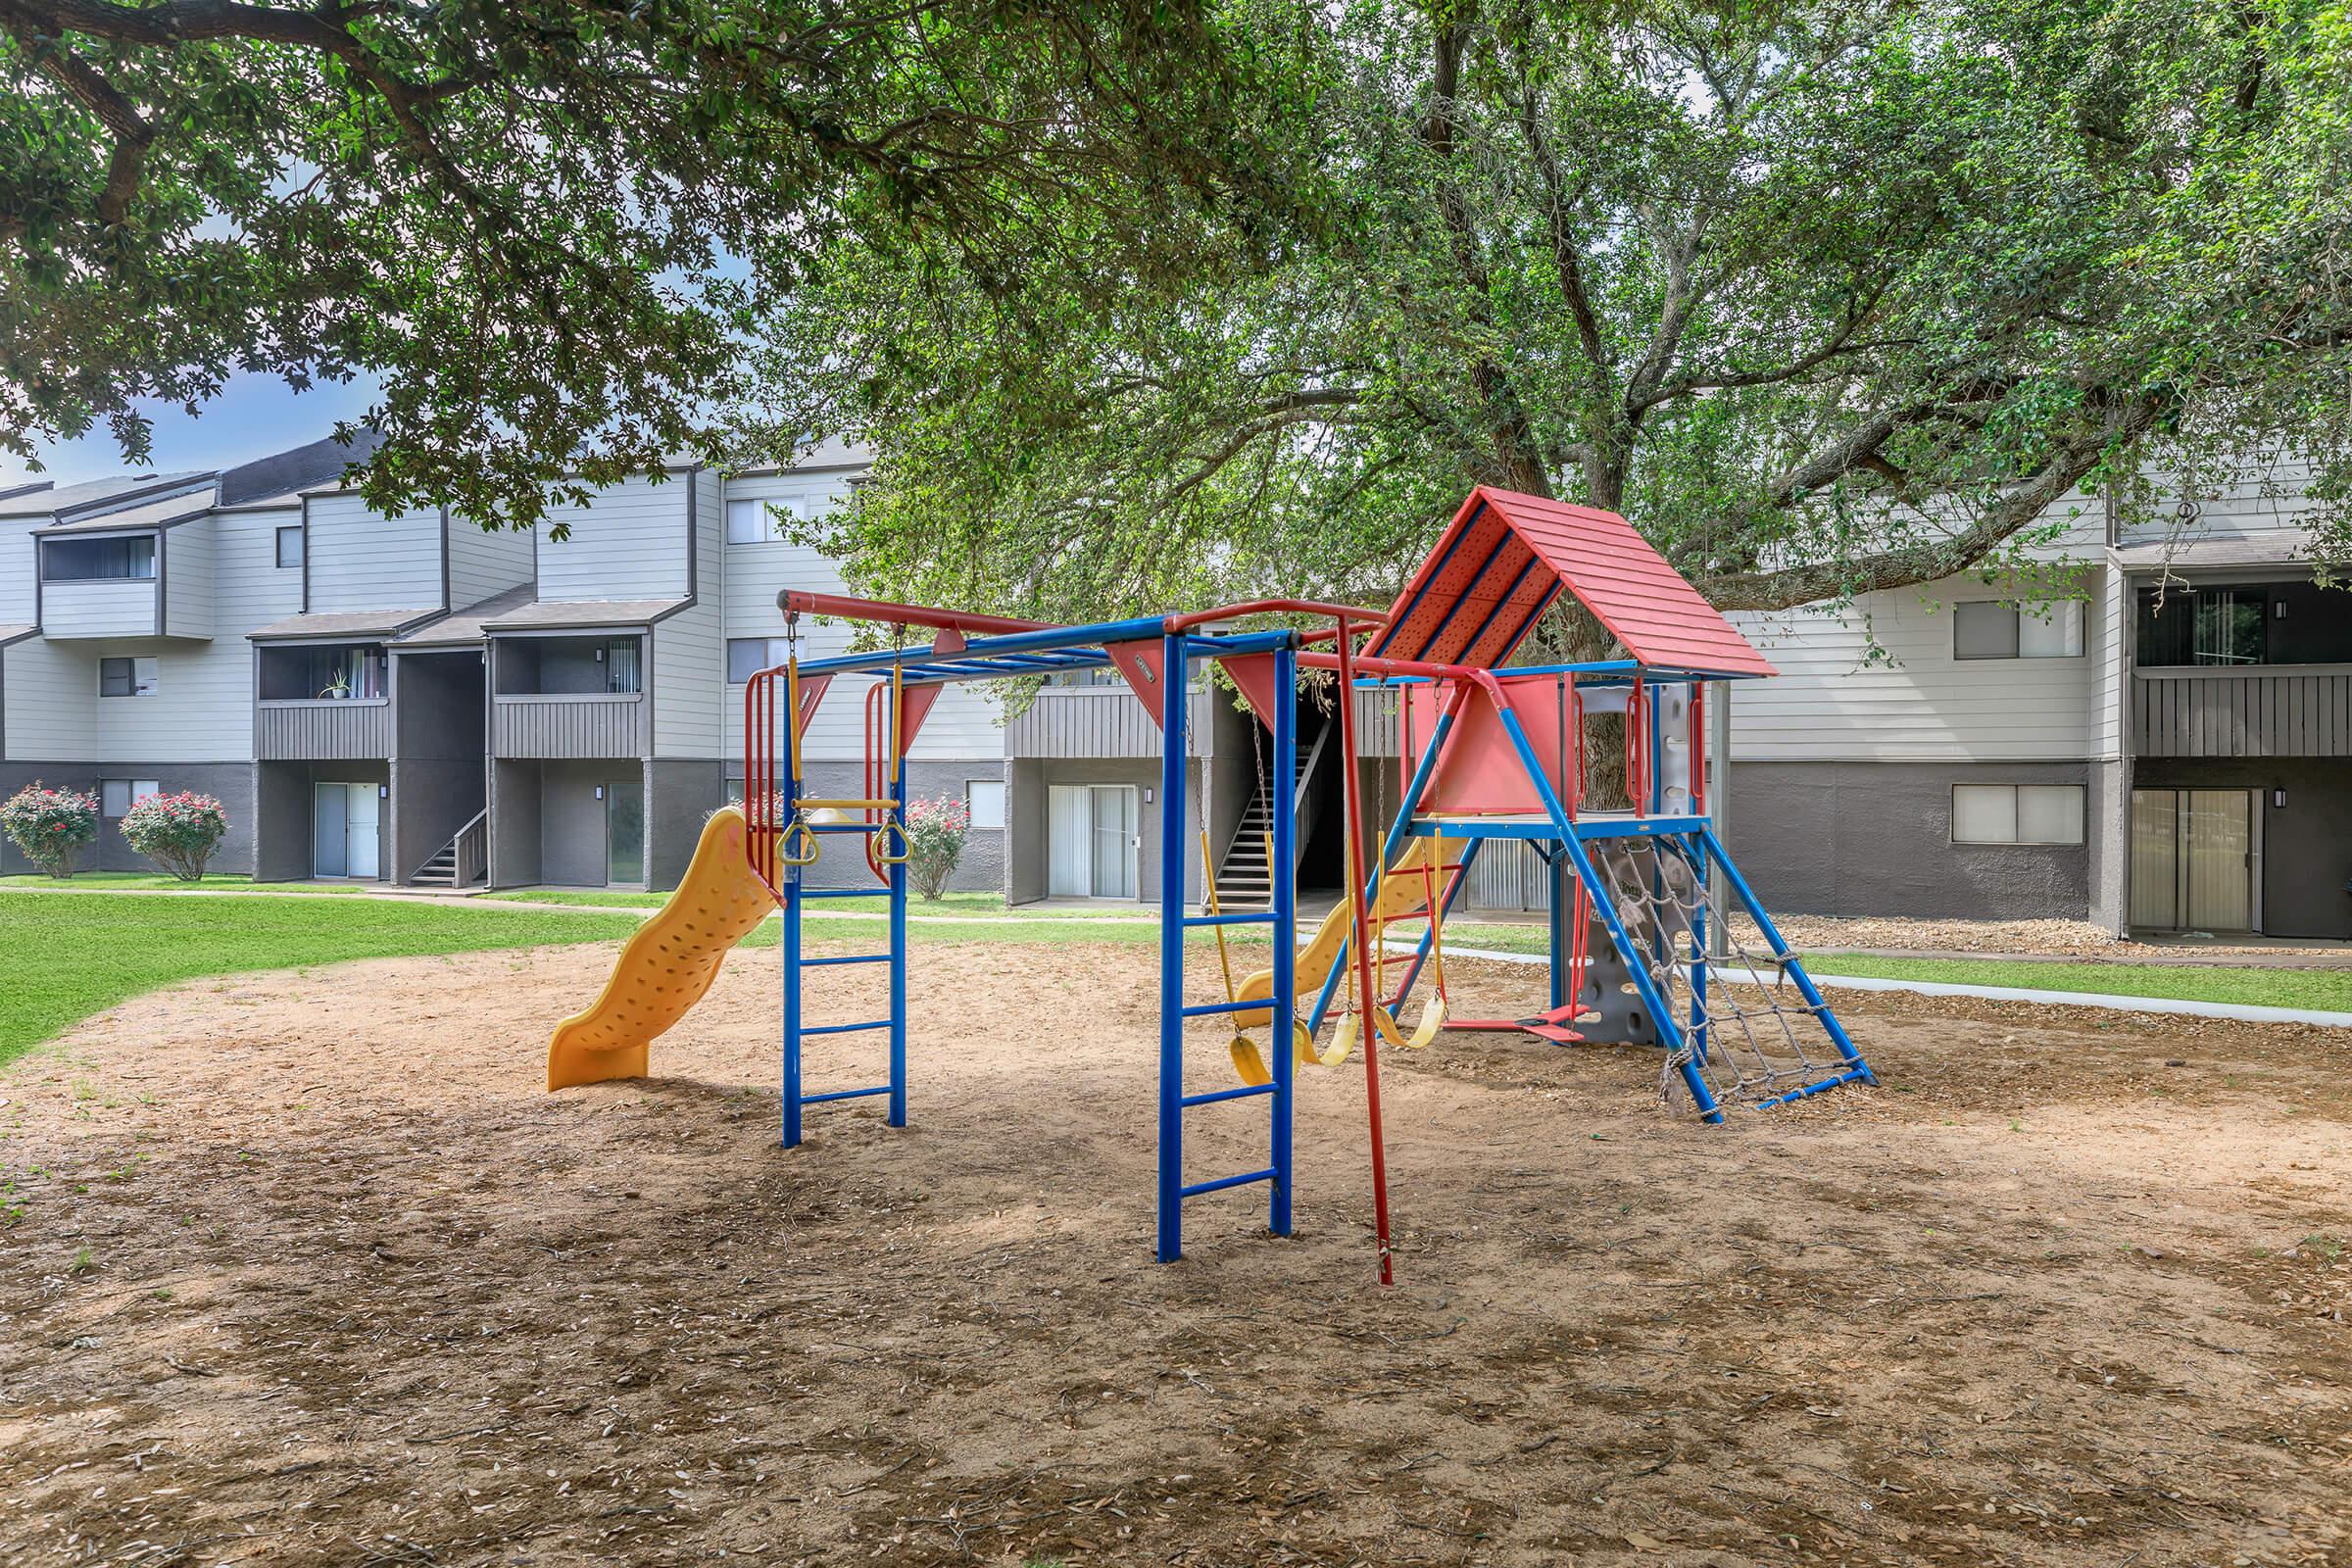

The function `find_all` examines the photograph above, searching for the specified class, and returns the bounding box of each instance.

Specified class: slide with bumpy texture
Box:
[1227,834,1466,1056]
[546,807,778,1090]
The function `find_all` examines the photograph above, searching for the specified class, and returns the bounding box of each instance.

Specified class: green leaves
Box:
[771,0,2352,618]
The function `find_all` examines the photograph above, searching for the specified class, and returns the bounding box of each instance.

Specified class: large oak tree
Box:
[1,0,1282,525]
[760,0,2352,625]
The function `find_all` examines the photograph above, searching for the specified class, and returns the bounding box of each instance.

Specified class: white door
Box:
[1090,785,1138,900]
[1048,785,1091,897]
[315,782,381,880]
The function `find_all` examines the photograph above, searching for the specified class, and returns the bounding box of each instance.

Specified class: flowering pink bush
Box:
[0,783,101,877]
[121,791,229,881]
[903,795,971,900]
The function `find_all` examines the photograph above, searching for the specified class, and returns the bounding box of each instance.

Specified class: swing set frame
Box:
[737,486,1876,1280]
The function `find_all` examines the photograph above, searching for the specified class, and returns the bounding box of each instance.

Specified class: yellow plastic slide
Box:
[1227,834,1465,1082]
[546,807,778,1090]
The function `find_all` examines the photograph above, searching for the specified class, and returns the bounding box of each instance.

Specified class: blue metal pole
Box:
[887,685,909,1129]
[781,725,805,1149]
[1268,643,1297,1238]
[1156,632,1188,1262]
[1698,826,1875,1081]
[1494,707,1724,1122]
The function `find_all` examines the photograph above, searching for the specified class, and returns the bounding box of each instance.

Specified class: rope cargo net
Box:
[1581,834,1848,1113]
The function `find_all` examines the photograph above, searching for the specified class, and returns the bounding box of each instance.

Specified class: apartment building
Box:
[0,438,1006,893]
[1718,461,2352,940]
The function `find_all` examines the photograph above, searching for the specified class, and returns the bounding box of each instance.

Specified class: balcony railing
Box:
[2132,663,2352,758]
[492,692,648,758]
[256,699,394,760]
[1004,688,1214,758]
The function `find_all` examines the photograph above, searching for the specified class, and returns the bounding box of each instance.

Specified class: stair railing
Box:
[413,808,489,886]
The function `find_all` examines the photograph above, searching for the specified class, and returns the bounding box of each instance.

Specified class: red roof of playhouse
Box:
[1370,487,1777,678]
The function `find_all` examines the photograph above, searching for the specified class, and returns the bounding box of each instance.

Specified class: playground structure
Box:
[548,486,1876,1278]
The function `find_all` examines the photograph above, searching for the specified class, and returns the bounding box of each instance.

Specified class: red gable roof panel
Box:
[1374,487,1776,678]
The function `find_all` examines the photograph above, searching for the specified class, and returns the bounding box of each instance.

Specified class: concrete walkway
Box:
[1430,942,2352,1031]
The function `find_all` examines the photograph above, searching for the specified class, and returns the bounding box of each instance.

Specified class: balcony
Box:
[254,643,393,760]
[2132,664,2352,759]
[491,633,648,759]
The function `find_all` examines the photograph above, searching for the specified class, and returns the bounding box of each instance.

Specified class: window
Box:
[966,779,1006,830]
[275,524,304,568]
[1954,601,2082,661]
[259,644,384,701]
[98,657,159,698]
[1952,783,2085,845]
[728,496,808,544]
[100,779,162,818]
[2138,586,2271,666]
[727,637,791,683]
[43,534,155,581]
[605,637,642,694]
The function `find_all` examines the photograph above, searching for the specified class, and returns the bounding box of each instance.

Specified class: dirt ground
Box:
[4,940,2350,1568]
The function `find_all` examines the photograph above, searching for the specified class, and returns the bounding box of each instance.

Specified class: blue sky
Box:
[2,372,380,490]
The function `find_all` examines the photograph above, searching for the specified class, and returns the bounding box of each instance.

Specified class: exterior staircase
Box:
[1214,714,1327,910]
[410,809,488,888]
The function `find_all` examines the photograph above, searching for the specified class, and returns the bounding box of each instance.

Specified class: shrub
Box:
[1,783,101,877]
[120,791,229,881]
[902,795,971,900]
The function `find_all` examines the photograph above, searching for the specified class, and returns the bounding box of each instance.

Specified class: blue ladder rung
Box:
[1180,1081,1278,1109]
[1181,911,1279,930]
[802,887,892,901]
[1180,1166,1278,1200]
[1178,999,1265,1020]
[801,1085,891,1104]
[801,954,891,968]
[804,1018,893,1037]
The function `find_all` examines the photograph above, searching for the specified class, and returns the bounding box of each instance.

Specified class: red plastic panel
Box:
[1402,673,1583,816]
[1375,487,1776,678]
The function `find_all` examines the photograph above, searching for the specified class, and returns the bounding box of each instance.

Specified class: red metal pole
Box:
[1332,614,1396,1286]
[780,590,1052,636]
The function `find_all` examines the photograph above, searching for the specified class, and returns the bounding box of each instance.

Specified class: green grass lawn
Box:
[0,894,646,1068]
[0,871,391,894]
[1800,955,2352,1013]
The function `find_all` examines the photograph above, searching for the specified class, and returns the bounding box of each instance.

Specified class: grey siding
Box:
[1006,689,1214,759]
[490,759,544,885]
[305,492,443,612]
[651,466,723,759]
[443,514,533,608]
[40,579,156,639]
[647,758,724,890]
[253,760,313,881]
[1724,760,2090,919]
[538,760,621,886]
[256,701,394,760]
[535,473,690,602]
[493,695,648,758]
[161,518,215,639]
[716,467,1001,764]
[2132,666,2352,758]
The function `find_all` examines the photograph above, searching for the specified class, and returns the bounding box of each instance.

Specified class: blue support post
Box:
[1493,706,1724,1122]
[781,739,805,1149]
[1156,632,1188,1263]
[888,689,909,1128]
[1698,826,1874,1082]
[1268,643,1298,1238]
